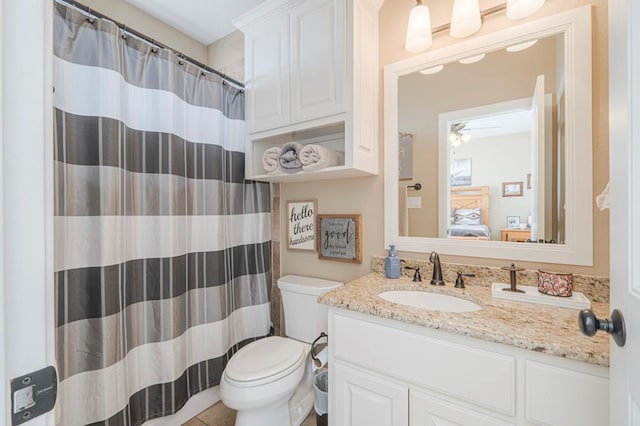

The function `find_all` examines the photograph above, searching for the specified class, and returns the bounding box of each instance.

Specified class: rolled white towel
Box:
[262,146,282,173]
[300,145,345,172]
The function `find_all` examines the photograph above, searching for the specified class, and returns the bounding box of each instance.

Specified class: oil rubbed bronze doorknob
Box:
[578,308,626,347]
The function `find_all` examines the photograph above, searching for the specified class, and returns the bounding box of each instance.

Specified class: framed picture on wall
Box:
[317,214,362,263]
[399,132,413,180]
[286,200,316,251]
[451,158,472,187]
[502,181,523,197]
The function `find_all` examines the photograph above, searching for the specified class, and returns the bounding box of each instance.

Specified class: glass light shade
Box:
[405,3,432,53]
[450,0,482,38]
[459,53,486,64]
[506,0,545,20]
[506,39,538,52]
[461,133,471,143]
[419,64,444,75]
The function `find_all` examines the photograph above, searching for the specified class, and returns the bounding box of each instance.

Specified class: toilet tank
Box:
[277,275,343,344]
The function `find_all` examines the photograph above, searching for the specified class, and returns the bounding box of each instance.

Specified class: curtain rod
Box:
[55,0,245,89]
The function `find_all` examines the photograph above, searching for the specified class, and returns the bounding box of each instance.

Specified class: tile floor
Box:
[182,401,317,426]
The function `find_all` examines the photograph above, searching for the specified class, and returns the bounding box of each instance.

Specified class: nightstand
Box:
[501,228,531,242]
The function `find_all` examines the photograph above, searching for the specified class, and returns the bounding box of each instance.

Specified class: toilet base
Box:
[288,380,314,426]
[235,400,290,426]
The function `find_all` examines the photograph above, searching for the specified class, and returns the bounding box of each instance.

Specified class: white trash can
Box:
[313,367,328,426]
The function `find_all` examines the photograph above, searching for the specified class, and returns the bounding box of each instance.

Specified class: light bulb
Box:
[461,133,471,143]
[405,1,433,53]
[506,0,545,20]
[450,0,482,38]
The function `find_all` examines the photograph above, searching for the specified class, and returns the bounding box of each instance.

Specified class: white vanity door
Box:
[410,390,515,426]
[332,361,408,426]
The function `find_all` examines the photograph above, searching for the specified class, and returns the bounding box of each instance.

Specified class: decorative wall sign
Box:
[317,214,362,263]
[287,200,317,251]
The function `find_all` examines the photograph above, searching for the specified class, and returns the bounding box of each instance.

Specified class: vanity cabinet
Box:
[234,0,381,182]
[329,309,609,426]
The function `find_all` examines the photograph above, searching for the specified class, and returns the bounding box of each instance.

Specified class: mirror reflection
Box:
[398,33,565,244]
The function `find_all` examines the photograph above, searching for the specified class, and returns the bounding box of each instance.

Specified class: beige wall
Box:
[76,0,208,63]
[281,0,609,280]
[206,30,245,83]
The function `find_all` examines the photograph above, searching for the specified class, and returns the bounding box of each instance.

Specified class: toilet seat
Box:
[224,336,307,387]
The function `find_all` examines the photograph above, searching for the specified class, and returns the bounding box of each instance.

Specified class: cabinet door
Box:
[290,0,346,124]
[410,390,515,426]
[525,361,608,426]
[333,362,408,426]
[244,15,290,133]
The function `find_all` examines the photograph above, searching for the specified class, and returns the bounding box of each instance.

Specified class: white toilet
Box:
[220,275,343,426]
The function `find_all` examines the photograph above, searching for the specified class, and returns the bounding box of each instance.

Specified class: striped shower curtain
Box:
[53,3,271,425]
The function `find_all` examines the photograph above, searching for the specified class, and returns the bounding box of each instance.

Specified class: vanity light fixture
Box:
[506,39,538,52]
[405,0,433,52]
[458,53,486,64]
[404,0,546,53]
[450,0,482,38]
[506,0,545,20]
[419,64,444,74]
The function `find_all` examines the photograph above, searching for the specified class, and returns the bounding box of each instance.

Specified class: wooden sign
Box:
[287,200,316,251]
[317,214,362,263]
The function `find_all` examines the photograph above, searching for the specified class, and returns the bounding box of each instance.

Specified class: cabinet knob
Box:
[578,308,626,347]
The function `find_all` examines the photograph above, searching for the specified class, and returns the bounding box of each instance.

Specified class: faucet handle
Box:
[455,272,475,289]
[405,266,422,282]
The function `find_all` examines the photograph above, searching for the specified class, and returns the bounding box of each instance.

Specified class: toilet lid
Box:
[225,336,307,386]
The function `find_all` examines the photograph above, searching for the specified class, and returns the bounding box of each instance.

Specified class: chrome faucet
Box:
[429,252,444,285]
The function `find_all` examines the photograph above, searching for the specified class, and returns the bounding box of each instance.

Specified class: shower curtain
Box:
[53,3,271,425]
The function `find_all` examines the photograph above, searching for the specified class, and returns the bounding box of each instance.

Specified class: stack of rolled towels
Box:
[262,142,345,175]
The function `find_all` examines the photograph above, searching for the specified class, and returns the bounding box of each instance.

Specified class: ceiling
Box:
[124,0,265,45]
[460,109,532,139]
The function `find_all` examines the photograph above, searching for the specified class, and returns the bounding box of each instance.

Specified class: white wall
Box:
[452,132,532,240]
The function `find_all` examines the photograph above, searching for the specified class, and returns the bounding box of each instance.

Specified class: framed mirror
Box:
[383,6,593,265]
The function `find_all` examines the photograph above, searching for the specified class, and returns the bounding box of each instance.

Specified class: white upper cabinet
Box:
[234,0,382,182]
[290,0,346,123]
[244,15,290,132]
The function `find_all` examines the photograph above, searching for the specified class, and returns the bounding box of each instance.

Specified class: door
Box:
[332,362,408,426]
[609,0,640,424]
[289,0,346,124]
[1,0,56,425]
[244,14,290,133]
[529,75,545,242]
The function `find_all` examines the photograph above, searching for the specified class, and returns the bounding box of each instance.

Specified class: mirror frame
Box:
[383,6,593,265]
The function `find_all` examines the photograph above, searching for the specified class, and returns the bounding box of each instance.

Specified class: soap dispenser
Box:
[385,245,401,279]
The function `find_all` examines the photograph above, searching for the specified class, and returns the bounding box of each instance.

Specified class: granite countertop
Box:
[319,273,610,367]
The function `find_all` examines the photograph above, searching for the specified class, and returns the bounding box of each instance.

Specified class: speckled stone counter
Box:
[319,273,610,367]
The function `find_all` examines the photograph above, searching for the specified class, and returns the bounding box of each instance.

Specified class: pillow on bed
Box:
[453,208,482,225]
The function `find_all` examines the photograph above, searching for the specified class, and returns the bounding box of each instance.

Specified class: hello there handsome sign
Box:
[287,200,316,251]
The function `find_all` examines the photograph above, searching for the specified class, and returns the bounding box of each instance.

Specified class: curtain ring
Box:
[87,8,95,24]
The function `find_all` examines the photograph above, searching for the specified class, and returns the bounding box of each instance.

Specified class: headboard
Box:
[450,186,490,225]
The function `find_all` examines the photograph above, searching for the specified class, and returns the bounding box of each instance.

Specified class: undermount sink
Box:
[378,290,483,313]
